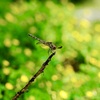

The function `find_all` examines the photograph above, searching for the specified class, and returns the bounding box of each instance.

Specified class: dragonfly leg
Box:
[48,48,52,54]
[57,46,62,49]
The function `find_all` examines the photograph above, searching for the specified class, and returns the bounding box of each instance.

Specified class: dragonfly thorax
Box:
[46,42,56,51]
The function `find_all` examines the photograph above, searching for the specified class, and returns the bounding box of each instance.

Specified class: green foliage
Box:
[0,0,100,100]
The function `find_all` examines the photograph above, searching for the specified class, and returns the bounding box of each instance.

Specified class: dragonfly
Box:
[28,33,62,53]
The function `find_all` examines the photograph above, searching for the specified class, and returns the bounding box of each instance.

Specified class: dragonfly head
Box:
[52,45,56,50]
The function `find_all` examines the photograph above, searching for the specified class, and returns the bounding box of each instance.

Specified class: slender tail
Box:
[28,33,39,41]
[28,33,46,44]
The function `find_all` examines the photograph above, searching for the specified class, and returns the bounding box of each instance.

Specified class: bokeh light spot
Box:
[4,38,11,47]
[83,33,91,42]
[29,26,37,34]
[2,60,10,66]
[12,39,20,46]
[59,90,68,99]
[80,19,90,28]
[20,75,28,83]
[46,81,52,88]
[91,50,98,57]
[24,48,32,56]
[98,72,100,78]
[72,31,83,42]
[26,61,35,70]
[5,13,16,23]
[35,13,45,22]
[94,24,100,32]
[71,77,77,83]
[45,1,55,9]
[3,68,10,75]
[5,83,13,90]
[89,57,98,65]
[28,96,35,100]
[52,75,59,81]
[86,91,94,98]
[10,4,20,14]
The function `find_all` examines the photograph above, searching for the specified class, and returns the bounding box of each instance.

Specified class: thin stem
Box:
[12,52,56,100]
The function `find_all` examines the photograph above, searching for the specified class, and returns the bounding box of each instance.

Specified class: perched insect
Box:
[28,33,62,53]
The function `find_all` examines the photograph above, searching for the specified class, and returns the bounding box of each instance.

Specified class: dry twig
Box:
[12,52,56,100]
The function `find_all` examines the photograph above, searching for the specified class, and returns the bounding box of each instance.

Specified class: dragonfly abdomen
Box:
[28,34,46,44]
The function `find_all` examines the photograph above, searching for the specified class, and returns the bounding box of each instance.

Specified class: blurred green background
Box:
[0,0,100,100]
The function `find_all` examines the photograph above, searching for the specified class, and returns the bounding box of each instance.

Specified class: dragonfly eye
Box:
[52,46,56,50]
